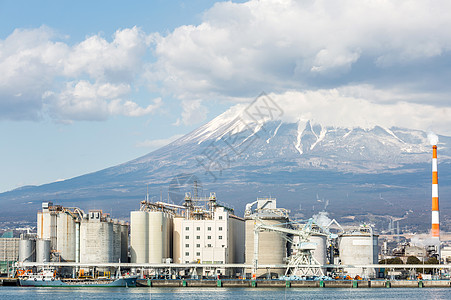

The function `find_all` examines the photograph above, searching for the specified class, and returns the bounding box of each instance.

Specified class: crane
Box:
[252,217,328,278]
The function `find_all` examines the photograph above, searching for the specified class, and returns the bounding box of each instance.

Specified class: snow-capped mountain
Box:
[1,103,450,232]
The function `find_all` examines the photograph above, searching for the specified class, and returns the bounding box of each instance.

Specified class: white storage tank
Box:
[245,217,288,277]
[310,234,327,265]
[130,211,148,263]
[19,239,35,262]
[56,212,76,261]
[37,211,57,250]
[339,229,378,278]
[80,211,113,263]
[36,239,51,263]
[148,211,165,263]
[172,217,183,264]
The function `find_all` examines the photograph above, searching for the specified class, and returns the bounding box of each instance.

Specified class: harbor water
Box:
[0,287,450,299]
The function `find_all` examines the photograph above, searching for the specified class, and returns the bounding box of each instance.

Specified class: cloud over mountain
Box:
[1,0,451,127]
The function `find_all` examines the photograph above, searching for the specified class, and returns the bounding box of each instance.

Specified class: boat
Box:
[18,269,138,287]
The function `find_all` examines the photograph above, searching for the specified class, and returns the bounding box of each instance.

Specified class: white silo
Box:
[56,212,76,261]
[148,211,165,263]
[310,234,328,266]
[244,198,290,277]
[35,239,51,263]
[339,228,378,278]
[130,211,148,263]
[172,216,183,263]
[19,239,35,262]
[80,211,113,263]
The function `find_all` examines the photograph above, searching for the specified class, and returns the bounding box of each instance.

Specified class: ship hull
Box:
[19,276,137,287]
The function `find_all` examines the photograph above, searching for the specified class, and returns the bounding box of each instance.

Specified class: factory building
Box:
[0,237,19,275]
[244,198,290,277]
[177,205,244,265]
[130,191,245,276]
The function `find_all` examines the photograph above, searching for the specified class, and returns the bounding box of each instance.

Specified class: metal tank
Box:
[245,217,288,277]
[120,221,129,263]
[56,212,76,261]
[130,211,148,263]
[112,221,122,263]
[35,239,51,263]
[19,239,35,262]
[148,211,165,263]
[310,234,327,265]
[80,212,113,263]
[339,228,378,278]
[172,217,183,264]
[37,211,57,250]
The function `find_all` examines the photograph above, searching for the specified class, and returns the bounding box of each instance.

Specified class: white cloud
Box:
[148,0,451,103]
[63,26,147,81]
[195,86,451,139]
[0,26,155,122]
[136,134,184,149]
[175,99,208,126]
[44,81,161,122]
[2,1,451,127]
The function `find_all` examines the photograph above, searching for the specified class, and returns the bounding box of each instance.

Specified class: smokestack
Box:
[431,145,440,241]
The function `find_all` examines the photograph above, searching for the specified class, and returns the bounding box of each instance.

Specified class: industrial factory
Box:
[0,140,448,283]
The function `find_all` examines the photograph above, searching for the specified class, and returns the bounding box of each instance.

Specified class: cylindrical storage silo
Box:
[19,239,35,262]
[148,211,164,263]
[56,212,76,261]
[112,221,122,263]
[80,218,113,264]
[36,239,51,263]
[245,217,288,277]
[339,232,378,278]
[130,211,148,263]
[172,217,183,263]
[120,222,129,263]
[310,234,327,265]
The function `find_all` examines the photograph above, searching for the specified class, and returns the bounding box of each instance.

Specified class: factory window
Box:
[219,236,223,240]
[196,252,200,256]
[185,244,189,248]
[196,244,200,248]
[185,252,189,256]
[196,227,200,231]
[185,236,189,239]
[207,236,211,240]
[207,227,211,231]
[185,227,189,231]
[218,227,223,231]
[196,236,200,240]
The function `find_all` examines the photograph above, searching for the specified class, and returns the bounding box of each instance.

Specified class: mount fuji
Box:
[1,97,450,233]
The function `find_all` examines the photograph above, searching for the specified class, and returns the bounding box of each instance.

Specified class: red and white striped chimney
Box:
[431,145,440,241]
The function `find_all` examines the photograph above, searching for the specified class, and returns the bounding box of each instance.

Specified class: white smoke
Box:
[427,132,439,146]
[410,235,438,247]
[312,211,332,228]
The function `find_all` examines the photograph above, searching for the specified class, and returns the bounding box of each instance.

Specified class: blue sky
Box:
[1,0,451,192]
